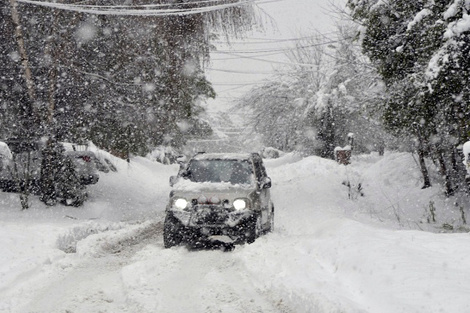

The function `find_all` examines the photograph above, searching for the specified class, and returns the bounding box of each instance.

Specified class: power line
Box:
[211,38,342,54]
[212,81,266,86]
[17,0,257,9]
[206,67,276,74]
[210,50,286,60]
[214,51,321,67]
[15,0,283,16]
[212,31,341,45]
[47,0,255,9]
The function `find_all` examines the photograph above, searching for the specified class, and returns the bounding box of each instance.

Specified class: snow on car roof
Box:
[191,153,254,161]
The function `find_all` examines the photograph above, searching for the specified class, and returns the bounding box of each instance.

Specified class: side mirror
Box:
[169,175,178,187]
[260,177,272,189]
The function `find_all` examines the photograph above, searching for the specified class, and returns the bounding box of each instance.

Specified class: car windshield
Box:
[184,159,253,185]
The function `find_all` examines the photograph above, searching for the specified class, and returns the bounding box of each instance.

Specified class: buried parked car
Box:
[0,138,99,193]
[65,150,100,185]
[163,152,274,248]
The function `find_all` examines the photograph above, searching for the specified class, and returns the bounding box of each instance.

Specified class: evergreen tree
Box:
[0,0,259,207]
[347,0,470,193]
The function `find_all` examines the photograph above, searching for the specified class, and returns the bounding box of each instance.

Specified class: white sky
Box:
[205,0,348,112]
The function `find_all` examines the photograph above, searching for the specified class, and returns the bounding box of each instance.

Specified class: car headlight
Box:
[173,198,188,210]
[233,199,247,210]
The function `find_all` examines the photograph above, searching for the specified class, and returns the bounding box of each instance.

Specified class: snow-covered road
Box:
[11,222,290,313]
[1,152,470,313]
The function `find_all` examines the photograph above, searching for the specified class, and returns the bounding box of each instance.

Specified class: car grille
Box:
[192,205,229,225]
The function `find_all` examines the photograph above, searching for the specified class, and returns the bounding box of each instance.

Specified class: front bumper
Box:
[171,204,252,227]
[169,205,254,242]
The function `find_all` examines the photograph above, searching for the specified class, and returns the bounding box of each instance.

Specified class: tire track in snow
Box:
[12,219,292,313]
[12,220,165,313]
[121,245,292,313]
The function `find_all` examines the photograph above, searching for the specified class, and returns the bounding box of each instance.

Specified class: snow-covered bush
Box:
[463,141,470,176]
[147,146,182,165]
[261,147,284,159]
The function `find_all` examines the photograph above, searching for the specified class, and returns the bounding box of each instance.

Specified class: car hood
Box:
[171,179,256,201]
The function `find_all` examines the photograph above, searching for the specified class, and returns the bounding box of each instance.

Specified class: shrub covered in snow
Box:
[463,141,470,175]
[261,147,284,159]
[147,146,182,165]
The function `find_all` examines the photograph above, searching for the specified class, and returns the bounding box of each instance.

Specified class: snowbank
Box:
[1,151,470,312]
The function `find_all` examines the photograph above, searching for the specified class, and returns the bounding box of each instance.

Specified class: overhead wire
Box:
[206,67,276,74]
[212,51,323,67]
[43,0,257,9]
[16,0,352,96]
[15,0,284,16]
[216,84,258,93]
[17,0,346,72]
[211,81,266,86]
[16,0,259,8]
[206,36,355,75]
[211,31,341,45]
[211,38,346,54]
[210,50,288,60]
[209,37,345,61]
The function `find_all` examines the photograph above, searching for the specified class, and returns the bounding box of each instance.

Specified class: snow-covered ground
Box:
[1,151,469,313]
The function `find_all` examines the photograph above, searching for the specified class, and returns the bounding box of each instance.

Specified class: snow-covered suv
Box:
[164,152,274,248]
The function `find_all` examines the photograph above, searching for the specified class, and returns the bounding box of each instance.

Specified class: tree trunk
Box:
[417,136,432,189]
[9,0,36,105]
[8,0,38,209]
[451,146,470,195]
[437,149,453,196]
[319,103,336,159]
[46,39,58,125]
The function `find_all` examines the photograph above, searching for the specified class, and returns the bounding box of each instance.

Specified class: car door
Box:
[253,156,271,225]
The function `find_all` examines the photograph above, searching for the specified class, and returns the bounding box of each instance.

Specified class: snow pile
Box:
[463,141,470,175]
[75,221,158,257]
[241,220,470,313]
[56,221,130,254]
[350,152,469,230]
[0,142,12,159]
[245,152,470,312]
[1,151,470,312]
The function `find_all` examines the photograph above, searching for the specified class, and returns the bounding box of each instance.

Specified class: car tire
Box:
[246,212,262,244]
[163,214,184,248]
